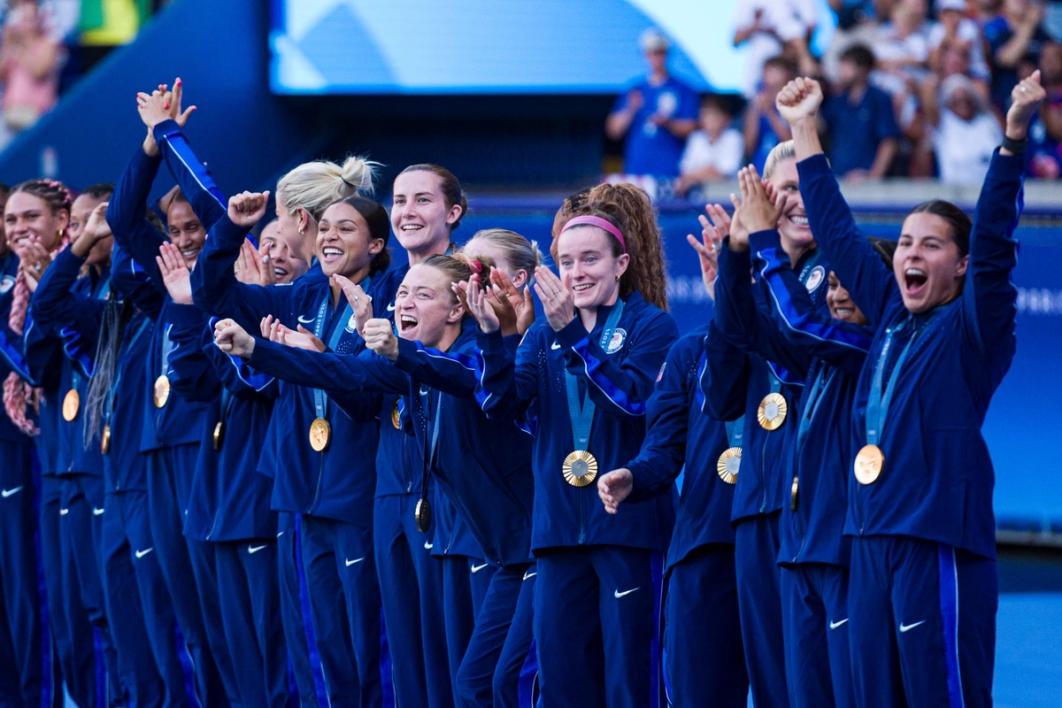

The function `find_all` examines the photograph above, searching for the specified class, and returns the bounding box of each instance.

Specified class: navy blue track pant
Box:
[848,537,996,708]
[373,495,451,708]
[734,513,789,707]
[0,440,43,706]
[533,546,659,707]
[300,515,385,707]
[276,513,322,708]
[146,445,231,705]
[663,545,747,707]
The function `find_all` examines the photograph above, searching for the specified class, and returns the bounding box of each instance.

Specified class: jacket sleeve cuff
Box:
[152,119,182,144]
[749,229,782,255]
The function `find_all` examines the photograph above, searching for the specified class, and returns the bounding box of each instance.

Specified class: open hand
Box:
[490,267,535,335]
[688,204,727,300]
[736,165,786,234]
[598,468,634,514]
[533,266,575,332]
[236,239,275,285]
[333,274,373,337]
[260,314,326,352]
[156,242,193,304]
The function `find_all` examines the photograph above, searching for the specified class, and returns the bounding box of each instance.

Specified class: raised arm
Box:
[107,142,167,290]
[750,230,872,376]
[701,321,748,421]
[963,72,1043,375]
[189,192,288,328]
[167,303,221,402]
[778,77,898,325]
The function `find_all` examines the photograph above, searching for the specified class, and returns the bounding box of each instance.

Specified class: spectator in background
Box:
[929,0,992,85]
[732,0,820,98]
[606,28,697,177]
[822,44,900,178]
[743,55,797,171]
[674,94,743,195]
[921,72,1002,183]
[984,0,1051,109]
[1038,38,1062,87]
[1028,87,1062,176]
[0,0,61,145]
[871,0,931,97]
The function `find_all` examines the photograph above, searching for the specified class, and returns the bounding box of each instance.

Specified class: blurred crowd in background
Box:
[607,0,1062,193]
[0,0,158,148]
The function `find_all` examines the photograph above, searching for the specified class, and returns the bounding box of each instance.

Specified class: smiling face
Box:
[259,220,308,284]
[555,226,629,310]
[894,212,968,313]
[315,201,383,280]
[394,263,463,347]
[166,198,206,268]
[391,171,461,258]
[767,157,814,257]
[826,271,868,325]
[4,191,68,252]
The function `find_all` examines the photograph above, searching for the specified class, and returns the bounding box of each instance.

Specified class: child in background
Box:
[675,95,744,196]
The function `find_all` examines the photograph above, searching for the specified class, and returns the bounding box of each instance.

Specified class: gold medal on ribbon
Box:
[100,424,111,455]
[391,401,401,430]
[61,389,80,422]
[153,375,171,409]
[757,392,787,431]
[854,444,884,485]
[414,497,432,533]
[212,421,224,451]
[716,447,741,485]
[790,476,799,511]
[309,417,331,452]
[562,450,598,487]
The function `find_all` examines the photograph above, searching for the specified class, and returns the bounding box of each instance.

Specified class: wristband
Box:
[1001,134,1028,154]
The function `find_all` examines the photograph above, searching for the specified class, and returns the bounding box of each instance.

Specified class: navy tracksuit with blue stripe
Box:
[748,229,878,707]
[0,250,45,707]
[109,145,235,706]
[799,150,1024,707]
[31,254,129,706]
[708,238,829,708]
[248,325,537,708]
[476,294,677,707]
[192,214,402,707]
[624,328,746,707]
[168,303,289,707]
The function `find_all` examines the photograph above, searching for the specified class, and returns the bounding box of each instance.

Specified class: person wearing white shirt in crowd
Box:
[733,0,820,98]
[924,73,1003,184]
[929,0,991,83]
[675,95,744,196]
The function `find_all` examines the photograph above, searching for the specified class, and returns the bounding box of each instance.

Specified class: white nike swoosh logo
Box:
[614,587,640,599]
[92,507,104,516]
[1,486,23,498]
[276,530,285,538]
[522,570,537,581]
[297,314,315,324]
[829,618,849,630]
[59,508,70,516]
[470,562,489,573]
[345,557,365,567]
[248,545,268,554]
[387,302,396,312]
[424,541,433,550]
[134,548,154,559]
[899,620,926,633]
[550,341,561,350]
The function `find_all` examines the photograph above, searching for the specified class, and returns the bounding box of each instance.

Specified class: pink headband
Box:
[560,215,627,253]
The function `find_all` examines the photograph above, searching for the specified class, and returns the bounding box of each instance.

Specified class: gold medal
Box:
[414,497,432,533]
[562,450,598,487]
[61,389,80,422]
[391,401,401,430]
[854,444,884,485]
[153,375,171,408]
[757,392,787,431]
[716,447,741,485]
[790,476,799,511]
[309,417,331,452]
[100,424,111,455]
[212,421,224,451]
